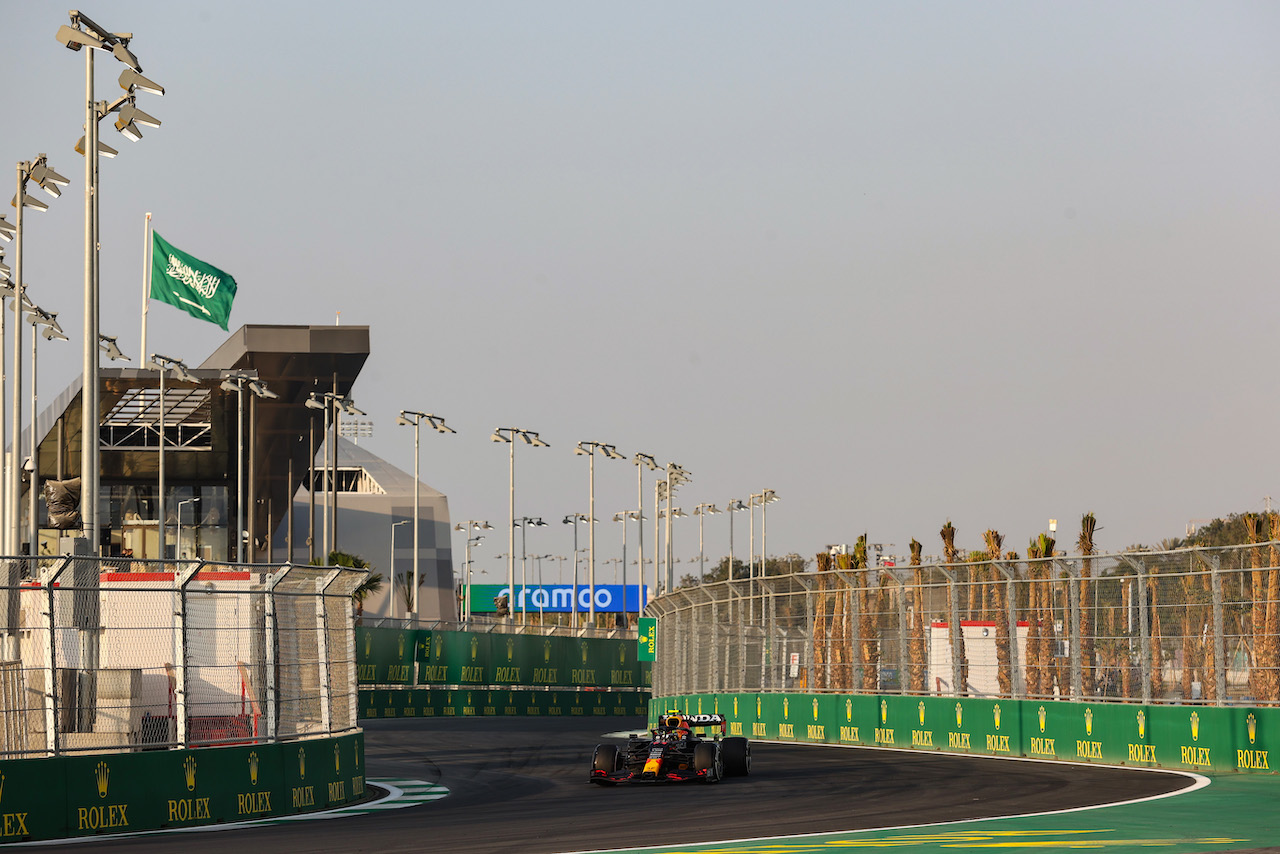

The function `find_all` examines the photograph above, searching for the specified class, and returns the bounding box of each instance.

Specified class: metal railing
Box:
[0,556,366,758]
[365,615,638,640]
[649,542,1280,706]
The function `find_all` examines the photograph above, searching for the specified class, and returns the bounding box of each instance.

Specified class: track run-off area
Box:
[27,717,1280,853]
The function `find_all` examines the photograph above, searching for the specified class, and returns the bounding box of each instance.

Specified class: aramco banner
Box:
[468,584,648,614]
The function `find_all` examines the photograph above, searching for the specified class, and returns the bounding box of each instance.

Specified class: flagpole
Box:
[141,212,151,361]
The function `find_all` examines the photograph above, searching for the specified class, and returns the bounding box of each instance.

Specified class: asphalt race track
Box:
[69,717,1192,853]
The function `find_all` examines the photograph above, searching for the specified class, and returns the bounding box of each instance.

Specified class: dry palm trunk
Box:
[1025,540,1043,697]
[1121,578,1134,698]
[1266,514,1280,702]
[1245,514,1264,699]
[984,530,1010,696]
[814,553,830,690]
[909,539,927,693]
[941,522,968,695]
[1078,513,1097,697]
[1150,573,1165,699]
[1201,570,1217,702]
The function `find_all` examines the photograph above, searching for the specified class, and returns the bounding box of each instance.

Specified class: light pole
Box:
[562,514,588,626]
[453,521,492,623]
[491,428,549,623]
[575,441,624,625]
[24,304,68,556]
[57,12,165,551]
[145,354,197,561]
[513,517,547,624]
[664,463,691,593]
[306,392,365,560]
[632,453,656,619]
[612,510,641,627]
[221,373,276,562]
[0,221,11,547]
[748,489,778,622]
[396,411,454,620]
[4,156,67,554]
[727,498,747,582]
[692,503,721,583]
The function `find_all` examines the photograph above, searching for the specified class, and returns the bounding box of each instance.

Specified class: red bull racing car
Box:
[590,711,751,784]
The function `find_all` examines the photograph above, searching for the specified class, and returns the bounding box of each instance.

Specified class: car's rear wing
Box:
[682,714,727,734]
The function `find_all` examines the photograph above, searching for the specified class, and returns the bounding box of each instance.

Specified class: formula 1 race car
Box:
[589,711,751,785]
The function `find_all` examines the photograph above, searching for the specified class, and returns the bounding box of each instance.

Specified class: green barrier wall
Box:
[0,733,364,843]
[359,688,649,720]
[651,693,1279,775]
[356,627,652,690]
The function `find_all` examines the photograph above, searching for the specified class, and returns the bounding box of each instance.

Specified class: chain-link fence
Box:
[0,556,365,758]
[650,542,1280,707]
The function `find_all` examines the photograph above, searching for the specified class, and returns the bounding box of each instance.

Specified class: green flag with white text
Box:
[150,231,237,330]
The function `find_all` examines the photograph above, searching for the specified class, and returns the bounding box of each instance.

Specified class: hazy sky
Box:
[3,2,1278,581]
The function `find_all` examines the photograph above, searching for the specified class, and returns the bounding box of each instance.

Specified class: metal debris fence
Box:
[649,543,1280,707]
[0,556,366,758]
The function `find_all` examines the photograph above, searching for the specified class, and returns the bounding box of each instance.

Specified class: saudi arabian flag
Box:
[150,231,237,330]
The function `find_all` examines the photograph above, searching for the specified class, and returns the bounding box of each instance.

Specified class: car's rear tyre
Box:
[694,741,722,783]
[592,744,621,773]
[721,737,751,776]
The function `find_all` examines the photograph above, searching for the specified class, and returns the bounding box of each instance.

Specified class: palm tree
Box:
[1077,513,1097,697]
[983,530,1009,696]
[1267,513,1280,701]
[940,521,968,695]
[909,539,926,693]
[1025,537,1043,697]
[323,550,380,624]
[1245,513,1264,699]
[814,551,831,689]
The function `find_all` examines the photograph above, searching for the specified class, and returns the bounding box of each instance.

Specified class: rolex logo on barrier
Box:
[619,643,626,664]
[846,698,852,722]
[1137,709,1146,739]
[96,762,110,799]
[398,633,406,658]
[1191,711,1199,742]
[955,703,962,729]
[471,637,479,660]
[299,747,307,780]
[918,701,925,726]
[545,639,553,662]
[1038,705,1047,733]
[757,696,762,718]
[881,699,887,725]
[993,704,1001,730]
[1248,713,1257,744]
[813,697,820,720]
[734,697,740,718]
[783,698,789,720]
[1085,707,1093,737]
[335,743,341,773]
[249,751,259,786]
[364,632,372,657]
[184,755,197,792]
[581,641,589,664]
[507,638,515,661]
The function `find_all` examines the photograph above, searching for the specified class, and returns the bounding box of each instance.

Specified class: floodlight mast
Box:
[58,10,164,551]
[397,410,453,620]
